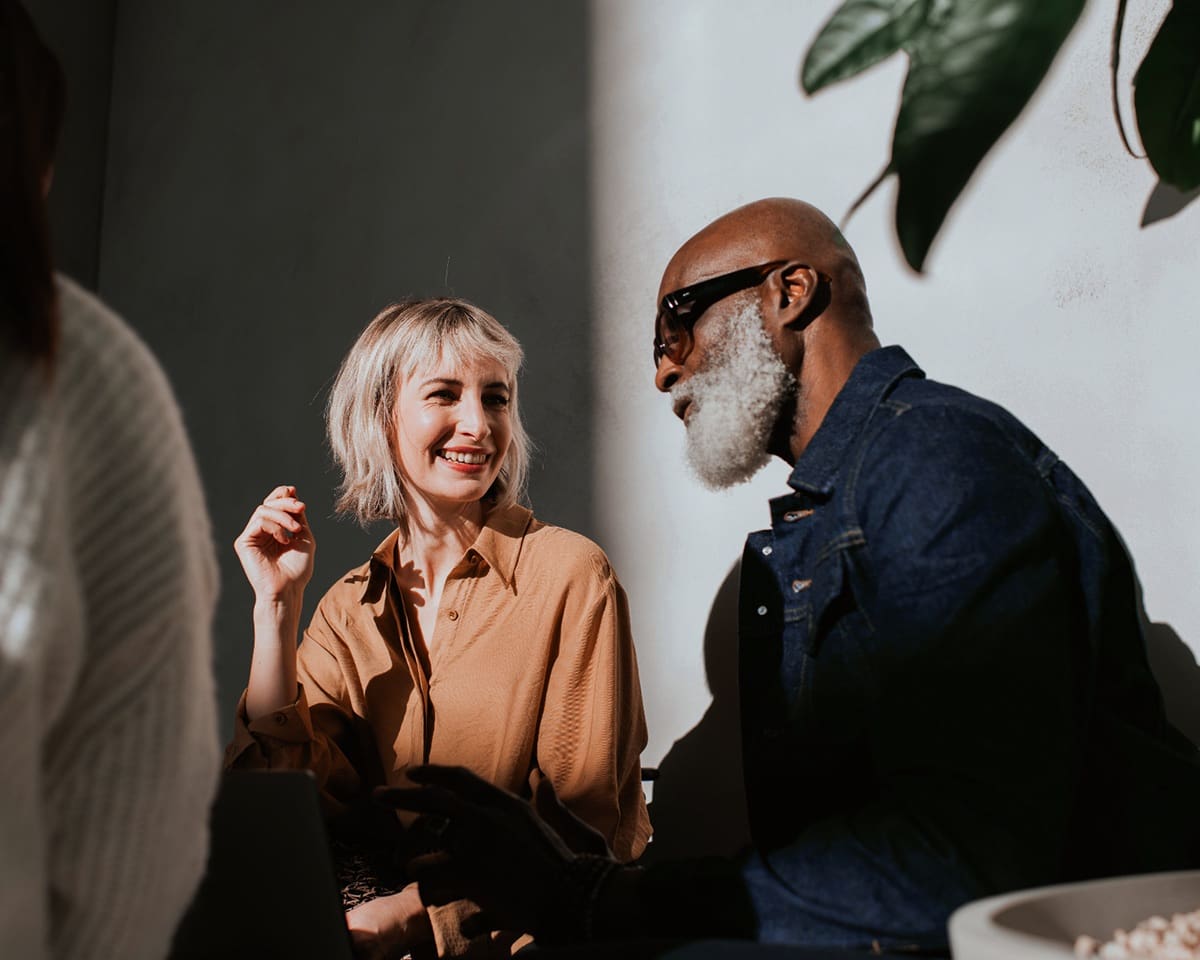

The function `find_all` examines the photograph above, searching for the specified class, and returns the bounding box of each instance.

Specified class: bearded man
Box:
[383,198,1200,955]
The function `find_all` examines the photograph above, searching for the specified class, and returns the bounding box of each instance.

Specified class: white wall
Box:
[589,0,1200,770]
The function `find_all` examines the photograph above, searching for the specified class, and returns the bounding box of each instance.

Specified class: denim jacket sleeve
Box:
[738,402,1085,950]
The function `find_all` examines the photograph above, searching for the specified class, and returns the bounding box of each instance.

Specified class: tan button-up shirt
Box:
[226,504,650,954]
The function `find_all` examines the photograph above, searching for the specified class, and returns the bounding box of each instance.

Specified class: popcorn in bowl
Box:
[1075,907,1200,959]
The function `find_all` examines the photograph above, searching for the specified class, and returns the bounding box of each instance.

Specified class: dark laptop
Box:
[169,769,355,960]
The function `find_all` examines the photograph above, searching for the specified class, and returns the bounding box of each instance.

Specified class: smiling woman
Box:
[224,299,650,960]
[391,366,514,516]
[325,301,530,537]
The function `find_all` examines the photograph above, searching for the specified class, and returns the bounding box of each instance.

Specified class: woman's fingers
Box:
[260,486,309,523]
[233,486,316,599]
[262,495,307,517]
[264,483,296,502]
[238,510,299,547]
[253,505,305,540]
[238,482,310,543]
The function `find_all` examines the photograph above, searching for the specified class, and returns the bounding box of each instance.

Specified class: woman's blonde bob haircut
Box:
[327,298,530,531]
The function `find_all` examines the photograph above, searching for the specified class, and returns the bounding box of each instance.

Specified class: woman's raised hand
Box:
[234,485,316,603]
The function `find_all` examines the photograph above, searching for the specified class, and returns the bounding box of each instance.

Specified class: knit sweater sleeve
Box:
[0,277,220,960]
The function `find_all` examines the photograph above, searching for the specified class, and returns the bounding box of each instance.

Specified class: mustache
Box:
[669,379,698,419]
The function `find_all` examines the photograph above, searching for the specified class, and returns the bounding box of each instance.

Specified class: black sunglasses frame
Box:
[653,260,787,367]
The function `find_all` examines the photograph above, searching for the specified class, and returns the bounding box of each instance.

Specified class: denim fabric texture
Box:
[733,346,1200,951]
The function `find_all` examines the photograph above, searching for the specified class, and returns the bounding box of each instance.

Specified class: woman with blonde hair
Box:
[226,298,650,958]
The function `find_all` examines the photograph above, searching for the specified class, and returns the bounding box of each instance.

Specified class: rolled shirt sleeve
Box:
[224,596,370,816]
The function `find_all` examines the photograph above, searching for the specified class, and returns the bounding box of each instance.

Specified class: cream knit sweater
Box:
[0,276,220,960]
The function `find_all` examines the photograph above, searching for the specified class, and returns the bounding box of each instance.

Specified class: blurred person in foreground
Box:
[224,298,650,958]
[380,198,1200,955]
[0,3,220,958]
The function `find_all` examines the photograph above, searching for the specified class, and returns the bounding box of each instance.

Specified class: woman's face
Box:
[392,356,513,511]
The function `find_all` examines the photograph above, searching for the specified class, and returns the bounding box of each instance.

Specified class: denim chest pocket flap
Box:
[786,538,862,658]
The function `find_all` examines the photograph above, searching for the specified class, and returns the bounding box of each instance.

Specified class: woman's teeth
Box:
[440,450,488,464]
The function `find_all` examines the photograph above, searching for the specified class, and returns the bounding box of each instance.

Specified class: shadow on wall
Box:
[642,562,750,865]
[1145,619,1200,749]
[1130,562,1200,749]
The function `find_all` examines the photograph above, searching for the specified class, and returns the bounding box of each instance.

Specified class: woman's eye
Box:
[428,389,457,402]
[484,394,510,408]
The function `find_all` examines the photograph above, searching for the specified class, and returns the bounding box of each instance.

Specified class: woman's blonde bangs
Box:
[326,299,531,532]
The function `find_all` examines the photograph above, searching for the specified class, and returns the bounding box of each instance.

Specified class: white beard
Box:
[671,300,797,490]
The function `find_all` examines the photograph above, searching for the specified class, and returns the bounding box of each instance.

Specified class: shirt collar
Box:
[787,345,924,498]
[468,502,533,589]
[363,502,534,600]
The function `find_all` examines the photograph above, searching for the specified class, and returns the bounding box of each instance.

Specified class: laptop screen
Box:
[169,770,354,960]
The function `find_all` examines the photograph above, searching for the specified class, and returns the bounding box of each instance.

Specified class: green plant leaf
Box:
[1134,1,1200,192]
[801,0,930,94]
[889,0,1086,271]
[1110,0,1142,157]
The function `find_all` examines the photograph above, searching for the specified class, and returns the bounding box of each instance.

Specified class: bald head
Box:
[658,197,871,328]
[654,198,881,465]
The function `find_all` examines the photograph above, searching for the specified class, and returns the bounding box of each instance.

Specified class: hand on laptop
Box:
[376,765,618,942]
[345,883,431,960]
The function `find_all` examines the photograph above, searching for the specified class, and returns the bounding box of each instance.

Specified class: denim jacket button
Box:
[762,545,773,556]
[756,605,768,616]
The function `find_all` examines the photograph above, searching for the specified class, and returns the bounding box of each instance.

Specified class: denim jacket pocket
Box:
[793,546,863,658]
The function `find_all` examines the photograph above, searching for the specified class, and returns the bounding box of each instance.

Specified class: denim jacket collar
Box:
[787,345,924,498]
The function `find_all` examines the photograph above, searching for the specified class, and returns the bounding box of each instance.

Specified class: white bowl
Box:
[949,871,1200,959]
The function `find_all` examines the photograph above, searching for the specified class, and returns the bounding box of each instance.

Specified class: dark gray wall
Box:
[89,1,593,737]
[27,0,117,286]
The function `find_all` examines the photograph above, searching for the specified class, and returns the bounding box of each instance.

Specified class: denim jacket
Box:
[730,346,1200,951]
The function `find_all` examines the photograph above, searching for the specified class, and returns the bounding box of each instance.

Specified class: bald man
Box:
[384,199,1200,954]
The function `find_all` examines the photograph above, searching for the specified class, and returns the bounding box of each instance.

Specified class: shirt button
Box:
[756,605,768,616]
[761,546,773,556]
[466,550,478,563]
[792,579,812,593]
[783,510,813,522]
[273,712,287,726]
[447,610,459,621]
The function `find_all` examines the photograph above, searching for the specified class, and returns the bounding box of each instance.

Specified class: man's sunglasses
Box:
[652,260,786,368]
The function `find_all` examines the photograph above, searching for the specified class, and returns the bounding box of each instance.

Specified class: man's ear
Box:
[778,263,829,330]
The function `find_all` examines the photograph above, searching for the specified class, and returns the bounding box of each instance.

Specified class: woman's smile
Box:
[437,447,492,471]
